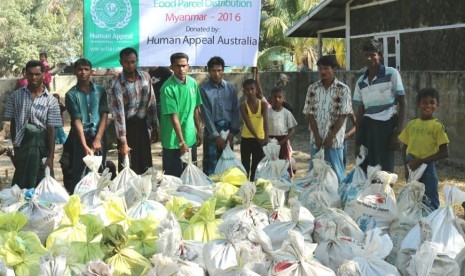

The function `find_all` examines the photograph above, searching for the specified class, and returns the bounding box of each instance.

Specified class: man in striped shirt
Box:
[3,60,62,188]
[353,39,407,172]
[108,47,158,174]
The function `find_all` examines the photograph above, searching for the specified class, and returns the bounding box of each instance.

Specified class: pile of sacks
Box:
[0,143,465,276]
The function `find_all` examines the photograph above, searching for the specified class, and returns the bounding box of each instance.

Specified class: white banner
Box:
[138,0,260,66]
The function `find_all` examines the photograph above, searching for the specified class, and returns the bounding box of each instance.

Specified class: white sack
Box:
[340,145,367,211]
[352,166,398,234]
[269,231,335,276]
[294,150,341,210]
[19,190,64,244]
[40,254,67,276]
[339,228,400,276]
[401,185,465,259]
[203,218,270,275]
[73,155,102,196]
[268,188,291,223]
[313,219,363,271]
[110,155,139,208]
[0,184,25,212]
[255,139,290,181]
[214,130,247,175]
[127,174,168,221]
[35,165,70,204]
[221,182,269,230]
[387,176,431,265]
[180,151,214,186]
[264,197,314,250]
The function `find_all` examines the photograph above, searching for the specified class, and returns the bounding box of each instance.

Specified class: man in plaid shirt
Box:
[3,60,62,188]
[108,47,158,174]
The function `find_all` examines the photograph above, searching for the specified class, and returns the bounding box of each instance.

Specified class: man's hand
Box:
[83,145,93,156]
[227,133,235,145]
[91,138,102,152]
[196,133,203,147]
[120,142,130,156]
[215,136,226,150]
[45,156,54,170]
[407,158,423,171]
[314,136,323,150]
[180,143,189,154]
[323,135,334,149]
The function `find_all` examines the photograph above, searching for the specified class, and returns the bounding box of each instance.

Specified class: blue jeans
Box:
[343,139,348,170]
[310,145,345,184]
[406,154,439,211]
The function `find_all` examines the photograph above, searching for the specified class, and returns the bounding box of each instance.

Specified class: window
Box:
[374,34,400,71]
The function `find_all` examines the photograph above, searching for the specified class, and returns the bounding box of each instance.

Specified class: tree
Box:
[0,0,82,77]
[259,0,346,71]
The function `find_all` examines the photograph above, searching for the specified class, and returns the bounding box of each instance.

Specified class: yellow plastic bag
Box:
[220,167,248,186]
[0,211,46,255]
[183,198,223,242]
[101,224,152,276]
[0,211,28,233]
[165,196,194,232]
[128,215,159,258]
[0,231,46,275]
[214,182,241,215]
[70,214,105,264]
[46,195,86,248]
[104,197,132,229]
[252,178,274,210]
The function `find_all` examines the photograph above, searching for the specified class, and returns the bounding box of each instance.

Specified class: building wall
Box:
[350,0,465,35]
[1,71,464,160]
[400,29,465,71]
[348,0,465,70]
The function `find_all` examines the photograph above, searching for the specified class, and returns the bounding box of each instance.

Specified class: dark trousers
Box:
[118,117,152,174]
[162,146,197,178]
[358,116,396,173]
[240,138,264,181]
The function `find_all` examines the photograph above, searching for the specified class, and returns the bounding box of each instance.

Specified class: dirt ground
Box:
[1,125,465,216]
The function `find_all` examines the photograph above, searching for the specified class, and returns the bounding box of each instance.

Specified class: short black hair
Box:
[170,52,189,64]
[417,88,440,104]
[316,55,338,68]
[39,52,48,58]
[207,56,225,71]
[26,60,45,72]
[119,47,138,59]
[242,78,256,88]
[362,39,383,54]
[74,58,92,69]
[271,86,285,96]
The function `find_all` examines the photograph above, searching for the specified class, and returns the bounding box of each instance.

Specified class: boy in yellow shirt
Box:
[398,88,449,210]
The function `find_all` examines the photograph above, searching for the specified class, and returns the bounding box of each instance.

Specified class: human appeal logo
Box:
[91,0,132,31]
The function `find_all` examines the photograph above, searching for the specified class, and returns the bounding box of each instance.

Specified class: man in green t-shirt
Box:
[160,52,203,177]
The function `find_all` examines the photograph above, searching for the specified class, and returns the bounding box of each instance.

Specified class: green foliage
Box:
[260,0,346,71]
[0,0,82,77]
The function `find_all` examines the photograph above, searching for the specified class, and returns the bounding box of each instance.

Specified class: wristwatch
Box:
[179,141,186,147]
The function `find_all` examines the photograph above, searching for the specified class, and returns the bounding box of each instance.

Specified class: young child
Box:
[267,87,298,177]
[240,78,268,181]
[53,93,67,144]
[398,88,449,211]
[15,68,28,90]
[40,52,52,91]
